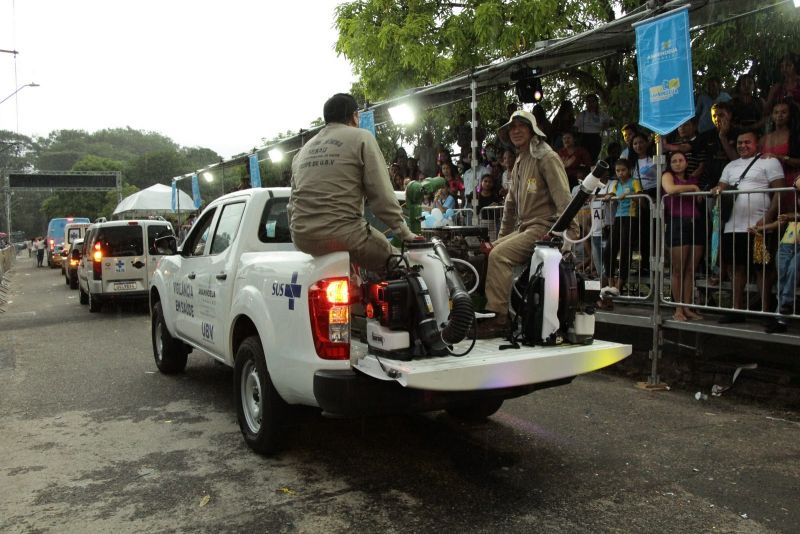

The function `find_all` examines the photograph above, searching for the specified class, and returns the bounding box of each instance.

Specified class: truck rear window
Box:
[258,198,292,243]
[94,227,144,256]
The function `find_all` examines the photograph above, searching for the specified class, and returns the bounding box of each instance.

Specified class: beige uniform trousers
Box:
[484,225,548,315]
[293,225,396,272]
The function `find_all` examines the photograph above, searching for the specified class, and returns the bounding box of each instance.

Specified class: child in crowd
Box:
[752,212,800,333]
[421,190,434,211]
[570,168,594,273]
[433,185,456,212]
[476,174,501,212]
[606,158,642,293]
[590,167,615,286]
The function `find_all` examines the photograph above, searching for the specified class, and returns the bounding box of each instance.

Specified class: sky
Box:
[0,0,356,159]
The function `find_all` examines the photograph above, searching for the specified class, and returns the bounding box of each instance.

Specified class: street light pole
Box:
[0,83,40,107]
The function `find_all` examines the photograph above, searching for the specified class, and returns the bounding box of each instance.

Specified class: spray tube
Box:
[548,161,610,236]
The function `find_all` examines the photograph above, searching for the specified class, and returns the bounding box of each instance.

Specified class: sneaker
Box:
[717,313,745,324]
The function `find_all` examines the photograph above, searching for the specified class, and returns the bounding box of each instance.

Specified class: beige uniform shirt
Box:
[288,123,414,241]
[498,142,576,239]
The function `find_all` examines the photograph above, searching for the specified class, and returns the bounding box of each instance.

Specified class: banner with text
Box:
[170,181,177,212]
[635,7,694,135]
[248,154,262,188]
[359,110,376,136]
[191,174,202,209]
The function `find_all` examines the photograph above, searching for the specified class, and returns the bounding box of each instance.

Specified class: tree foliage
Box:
[334,0,797,151]
[1,127,221,237]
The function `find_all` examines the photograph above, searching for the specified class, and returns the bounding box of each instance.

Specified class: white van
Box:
[60,222,92,277]
[78,219,175,312]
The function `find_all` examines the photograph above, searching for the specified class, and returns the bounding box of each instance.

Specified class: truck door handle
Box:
[188,272,196,280]
[215,272,227,281]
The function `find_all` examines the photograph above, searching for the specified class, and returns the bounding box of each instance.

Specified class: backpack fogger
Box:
[363,238,475,361]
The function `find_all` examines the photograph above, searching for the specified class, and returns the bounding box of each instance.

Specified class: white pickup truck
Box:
[150,187,631,455]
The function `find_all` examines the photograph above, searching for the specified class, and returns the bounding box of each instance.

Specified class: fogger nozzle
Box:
[549,160,610,235]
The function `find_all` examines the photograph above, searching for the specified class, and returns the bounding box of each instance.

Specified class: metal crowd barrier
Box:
[477,205,503,242]
[568,193,654,301]
[0,246,14,275]
[658,187,799,321]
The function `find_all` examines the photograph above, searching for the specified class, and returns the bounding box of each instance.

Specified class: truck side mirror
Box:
[153,235,178,255]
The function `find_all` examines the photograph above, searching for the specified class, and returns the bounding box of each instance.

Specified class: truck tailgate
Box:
[352,339,631,391]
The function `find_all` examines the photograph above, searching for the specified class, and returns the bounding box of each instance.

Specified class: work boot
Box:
[477,315,509,339]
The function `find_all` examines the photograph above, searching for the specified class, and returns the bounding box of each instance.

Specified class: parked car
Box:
[77,219,175,312]
[61,222,92,277]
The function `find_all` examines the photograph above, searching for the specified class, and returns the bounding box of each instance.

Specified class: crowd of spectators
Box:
[392,52,800,330]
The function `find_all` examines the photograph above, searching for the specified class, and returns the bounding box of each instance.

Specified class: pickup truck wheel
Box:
[88,290,102,313]
[446,398,504,422]
[234,336,286,455]
[151,302,188,374]
[79,285,88,305]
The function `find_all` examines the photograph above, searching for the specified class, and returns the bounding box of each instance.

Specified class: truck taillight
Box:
[308,277,350,360]
[49,239,55,250]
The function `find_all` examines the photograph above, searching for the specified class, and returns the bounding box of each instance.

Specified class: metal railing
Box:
[477,205,503,242]
[659,187,799,321]
[568,193,655,301]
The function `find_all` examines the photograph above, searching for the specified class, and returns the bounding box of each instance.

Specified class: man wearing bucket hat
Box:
[479,110,576,338]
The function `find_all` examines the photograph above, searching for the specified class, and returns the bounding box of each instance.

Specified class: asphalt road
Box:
[1,253,798,533]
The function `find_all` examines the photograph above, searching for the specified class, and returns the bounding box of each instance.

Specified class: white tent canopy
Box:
[112,183,195,217]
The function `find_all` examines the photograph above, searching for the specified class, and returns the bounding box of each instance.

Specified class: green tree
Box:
[334,0,797,144]
[1,130,43,237]
[125,150,190,189]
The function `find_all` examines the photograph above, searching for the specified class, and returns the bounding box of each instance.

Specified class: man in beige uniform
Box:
[289,93,416,271]
[480,110,576,338]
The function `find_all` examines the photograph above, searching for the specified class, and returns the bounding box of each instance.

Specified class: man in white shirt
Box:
[461,151,490,209]
[573,94,611,161]
[711,130,784,322]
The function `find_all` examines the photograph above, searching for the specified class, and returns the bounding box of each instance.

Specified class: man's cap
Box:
[498,110,546,144]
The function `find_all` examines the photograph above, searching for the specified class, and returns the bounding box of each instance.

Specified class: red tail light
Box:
[92,242,103,280]
[49,239,55,250]
[308,277,350,359]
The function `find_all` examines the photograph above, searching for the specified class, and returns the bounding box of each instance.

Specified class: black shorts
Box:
[721,232,759,268]
[665,217,706,247]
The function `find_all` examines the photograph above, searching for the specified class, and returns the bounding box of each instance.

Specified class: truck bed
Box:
[351,338,631,391]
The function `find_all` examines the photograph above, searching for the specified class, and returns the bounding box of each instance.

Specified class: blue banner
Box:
[359,110,376,136]
[248,154,262,188]
[170,181,177,212]
[635,7,694,135]
[191,174,202,209]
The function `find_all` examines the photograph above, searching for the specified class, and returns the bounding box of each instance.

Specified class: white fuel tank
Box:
[404,243,449,326]
[529,245,562,343]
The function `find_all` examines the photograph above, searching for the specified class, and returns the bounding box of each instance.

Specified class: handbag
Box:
[720,154,761,224]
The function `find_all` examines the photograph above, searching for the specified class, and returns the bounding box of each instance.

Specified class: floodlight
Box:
[202,172,214,183]
[516,77,544,103]
[388,103,416,125]
[268,149,283,162]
